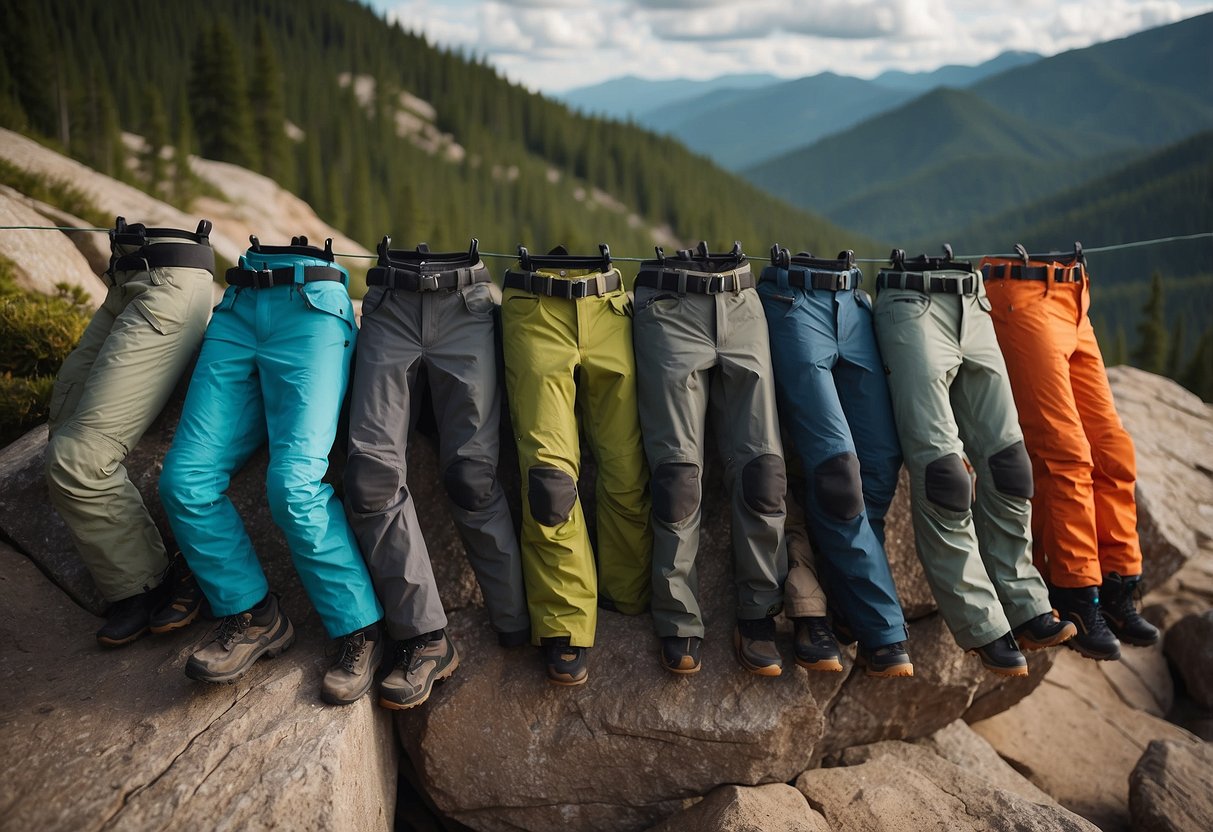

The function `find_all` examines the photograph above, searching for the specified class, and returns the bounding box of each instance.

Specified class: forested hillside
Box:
[0,0,867,259]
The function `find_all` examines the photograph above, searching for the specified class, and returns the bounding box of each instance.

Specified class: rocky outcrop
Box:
[1129,739,1213,832]
[971,650,1199,832]
[797,740,1098,831]
[911,719,1057,806]
[1164,611,1213,709]
[0,541,397,832]
[644,784,830,832]
[0,188,104,305]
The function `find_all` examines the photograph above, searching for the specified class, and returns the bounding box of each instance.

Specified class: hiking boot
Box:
[734,617,782,677]
[185,593,295,684]
[857,641,914,678]
[660,636,702,675]
[149,552,205,634]
[1052,585,1121,661]
[793,617,843,672]
[1100,573,1160,647]
[541,636,588,686]
[971,632,1029,677]
[380,630,460,709]
[96,590,157,647]
[321,625,386,706]
[1012,611,1077,650]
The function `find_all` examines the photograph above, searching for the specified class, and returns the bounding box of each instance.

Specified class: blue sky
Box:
[368,0,1213,92]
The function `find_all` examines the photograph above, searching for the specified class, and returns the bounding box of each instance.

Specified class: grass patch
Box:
[0,157,111,229]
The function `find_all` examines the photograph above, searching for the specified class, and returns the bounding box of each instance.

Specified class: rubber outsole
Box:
[661,658,702,676]
[864,662,914,678]
[184,621,296,685]
[1015,619,1078,651]
[733,632,783,677]
[1063,639,1121,662]
[795,657,844,673]
[96,626,149,648]
[379,653,461,709]
[148,602,202,634]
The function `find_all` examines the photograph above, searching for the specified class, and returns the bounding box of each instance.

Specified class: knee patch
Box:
[443,459,497,512]
[741,454,786,516]
[989,441,1033,499]
[528,466,577,527]
[814,452,864,521]
[344,452,402,513]
[652,462,700,524]
[924,454,971,512]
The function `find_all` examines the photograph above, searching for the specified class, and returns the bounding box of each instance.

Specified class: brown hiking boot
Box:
[379,630,460,709]
[1012,611,1077,651]
[185,593,295,684]
[321,626,386,706]
[734,617,783,677]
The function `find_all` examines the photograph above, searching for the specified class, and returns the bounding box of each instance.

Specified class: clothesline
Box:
[0,225,1209,265]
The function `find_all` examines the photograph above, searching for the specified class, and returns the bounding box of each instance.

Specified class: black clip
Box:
[416,242,430,253]
[696,240,710,258]
[654,246,666,266]
[1014,243,1029,264]
[468,238,479,261]
[249,235,261,252]
[730,241,743,260]
[291,235,309,247]
[377,235,392,264]
[518,245,532,272]
[1074,241,1084,264]
[837,249,855,268]
[769,244,782,267]
[942,243,954,262]
[599,243,611,272]
[890,248,906,270]
[323,238,333,261]
[195,219,211,242]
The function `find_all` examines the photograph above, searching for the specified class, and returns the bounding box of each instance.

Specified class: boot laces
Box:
[216,615,250,649]
[806,618,835,646]
[337,633,368,673]
[395,637,426,672]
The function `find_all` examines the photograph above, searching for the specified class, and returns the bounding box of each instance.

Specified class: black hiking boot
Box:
[793,617,843,672]
[857,641,914,678]
[1012,611,1077,651]
[1100,573,1160,647]
[970,632,1029,677]
[660,636,703,675]
[149,552,205,634]
[96,590,158,647]
[1051,585,1121,661]
[541,636,588,686]
[734,616,782,677]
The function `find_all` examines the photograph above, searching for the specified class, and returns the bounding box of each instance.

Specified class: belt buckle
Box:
[419,273,440,292]
[254,269,275,289]
[958,275,975,295]
[707,274,724,293]
[832,272,847,291]
[567,279,587,299]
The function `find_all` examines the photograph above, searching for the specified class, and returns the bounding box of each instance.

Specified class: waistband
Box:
[876,270,979,295]
[503,268,622,299]
[368,238,489,291]
[634,262,754,294]
[109,216,213,249]
[108,242,216,278]
[980,243,1086,284]
[225,265,346,289]
[761,265,861,292]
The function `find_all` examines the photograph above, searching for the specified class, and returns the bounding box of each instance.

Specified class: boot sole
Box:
[733,631,783,677]
[978,662,1030,678]
[1016,622,1078,651]
[149,602,203,634]
[1063,640,1121,662]
[97,625,150,648]
[795,657,844,673]
[379,653,461,709]
[661,657,701,675]
[864,662,914,678]
[185,620,296,685]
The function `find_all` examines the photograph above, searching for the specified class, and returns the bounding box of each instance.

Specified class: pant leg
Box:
[761,283,903,647]
[782,477,828,618]
[874,286,1011,650]
[161,287,273,617]
[575,288,651,617]
[258,282,383,638]
[46,262,214,601]
[953,287,1052,630]
[633,286,713,638]
[1070,295,1143,579]
[710,288,786,620]
[344,286,443,641]
[985,275,1101,587]
[502,288,597,647]
[427,283,530,636]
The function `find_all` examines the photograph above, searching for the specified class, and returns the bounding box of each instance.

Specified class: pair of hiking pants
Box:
[633,256,786,639]
[160,242,382,638]
[758,257,907,648]
[45,221,215,603]
[873,267,1051,650]
[981,253,1142,588]
[344,247,528,643]
[500,266,652,647]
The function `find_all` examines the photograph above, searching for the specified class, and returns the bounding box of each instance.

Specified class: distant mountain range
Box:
[558,52,1041,169]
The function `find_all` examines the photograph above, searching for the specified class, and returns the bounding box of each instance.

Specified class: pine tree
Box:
[1167,314,1186,379]
[250,21,292,188]
[173,95,198,207]
[1132,273,1168,374]
[143,89,171,196]
[189,22,256,167]
[1112,326,1129,367]
[1181,326,1213,402]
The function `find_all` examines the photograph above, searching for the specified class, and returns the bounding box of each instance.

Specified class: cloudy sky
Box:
[369,0,1212,92]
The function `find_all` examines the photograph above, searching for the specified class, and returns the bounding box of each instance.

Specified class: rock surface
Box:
[971,649,1198,831]
[0,188,105,305]
[912,720,1058,806]
[1164,611,1213,709]
[1107,366,1213,587]
[644,784,830,832]
[0,541,397,832]
[796,741,1098,831]
[1129,739,1213,832]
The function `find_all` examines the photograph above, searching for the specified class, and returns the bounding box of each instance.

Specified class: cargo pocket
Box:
[878,292,930,324]
[459,281,498,317]
[301,282,355,330]
[606,290,633,318]
[132,272,188,335]
[359,286,388,318]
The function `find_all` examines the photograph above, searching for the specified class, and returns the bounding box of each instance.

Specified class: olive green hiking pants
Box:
[45,232,214,602]
[501,274,652,647]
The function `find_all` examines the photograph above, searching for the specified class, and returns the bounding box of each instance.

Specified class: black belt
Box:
[981,263,1082,283]
[504,270,621,299]
[367,264,488,292]
[877,271,977,295]
[634,267,753,294]
[782,267,860,291]
[225,265,345,289]
[109,243,215,276]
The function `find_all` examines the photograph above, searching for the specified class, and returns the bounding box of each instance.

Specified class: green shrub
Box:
[0,374,55,446]
[0,158,111,229]
[0,289,90,377]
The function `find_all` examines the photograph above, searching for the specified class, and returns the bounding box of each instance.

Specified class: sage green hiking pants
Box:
[873,274,1051,649]
[45,230,214,602]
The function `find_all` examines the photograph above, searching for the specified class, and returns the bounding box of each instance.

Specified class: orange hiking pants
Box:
[981,253,1141,588]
